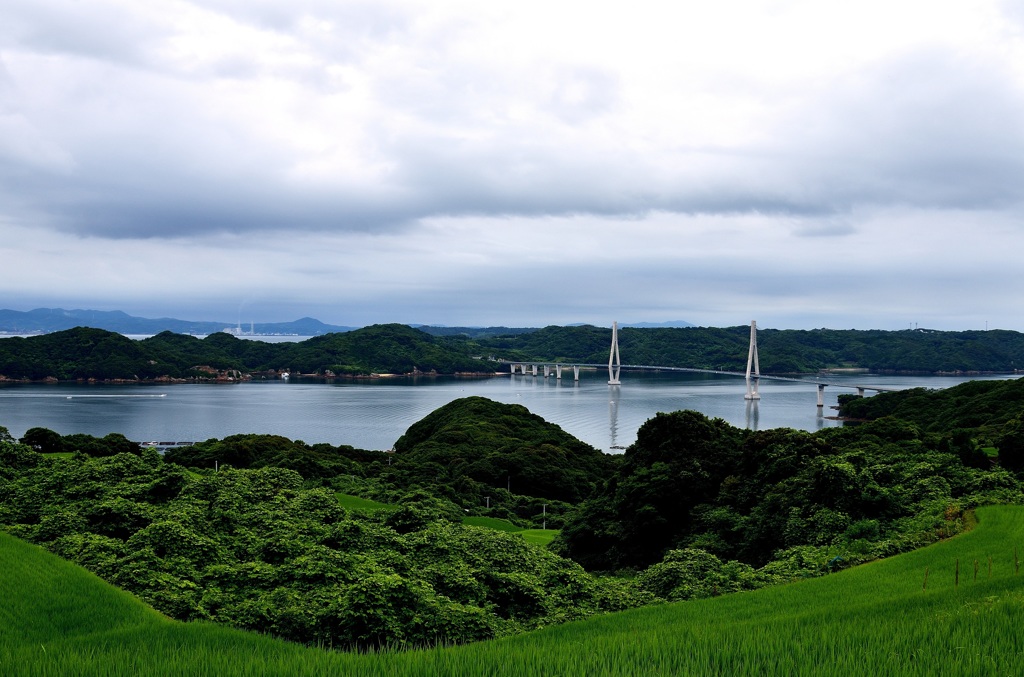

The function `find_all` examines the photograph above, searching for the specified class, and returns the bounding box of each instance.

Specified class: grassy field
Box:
[4,505,1024,675]
[459,516,558,546]
[339,498,560,545]
[516,529,558,547]
[335,492,397,513]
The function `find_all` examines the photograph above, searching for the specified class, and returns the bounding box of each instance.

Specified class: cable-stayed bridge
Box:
[502,320,904,408]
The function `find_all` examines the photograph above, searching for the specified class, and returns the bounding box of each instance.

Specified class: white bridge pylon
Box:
[744,320,760,401]
[608,321,621,385]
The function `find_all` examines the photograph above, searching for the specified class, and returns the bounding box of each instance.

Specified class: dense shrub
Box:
[0,450,648,650]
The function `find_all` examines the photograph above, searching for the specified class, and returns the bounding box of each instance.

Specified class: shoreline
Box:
[2,368,1019,385]
[0,371,506,384]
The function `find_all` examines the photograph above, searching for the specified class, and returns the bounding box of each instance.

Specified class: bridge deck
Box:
[503,362,903,392]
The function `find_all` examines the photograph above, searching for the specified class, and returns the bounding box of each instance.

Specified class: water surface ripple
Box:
[0,372,1017,452]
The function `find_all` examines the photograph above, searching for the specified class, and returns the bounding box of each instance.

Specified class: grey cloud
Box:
[791,218,855,238]
[37,179,425,239]
[2,1,407,89]
[2,1,162,67]
[373,48,1024,224]
[195,0,415,76]
[203,0,411,40]
[775,48,1024,212]
[0,58,76,218]
[4,7,1024,244]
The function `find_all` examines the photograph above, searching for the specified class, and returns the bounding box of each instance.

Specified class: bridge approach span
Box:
[503,361,902,395]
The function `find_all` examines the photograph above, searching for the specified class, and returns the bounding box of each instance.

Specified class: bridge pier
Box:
[817,384,825,408]
[510,363,580,381]
[856,387,865,397]
[554,364,581,381]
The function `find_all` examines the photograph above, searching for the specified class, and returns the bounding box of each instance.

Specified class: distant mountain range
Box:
[0,308,356,336]
[618,321,695,328]
[0,308,695,337]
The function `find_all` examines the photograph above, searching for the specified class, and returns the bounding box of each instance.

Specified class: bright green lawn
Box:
[517,529,558,547]
[335,492,396,513]
[3,505,1024,675]
[461,516,558,545]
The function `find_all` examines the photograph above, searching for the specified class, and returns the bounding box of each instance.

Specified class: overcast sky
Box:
[2,0,1023,330]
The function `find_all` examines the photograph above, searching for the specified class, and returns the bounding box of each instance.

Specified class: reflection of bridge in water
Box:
[503,320,904,410]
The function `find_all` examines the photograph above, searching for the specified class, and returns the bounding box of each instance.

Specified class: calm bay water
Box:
[0,371,1019,452]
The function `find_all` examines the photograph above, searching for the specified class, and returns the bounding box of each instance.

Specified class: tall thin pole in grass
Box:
[923,567,929,591]
[955,559,959,588]
[974,559,978,582]
[1016,547,1020,575]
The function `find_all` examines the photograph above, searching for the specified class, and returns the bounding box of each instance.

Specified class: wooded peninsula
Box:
[2,323,1023,381]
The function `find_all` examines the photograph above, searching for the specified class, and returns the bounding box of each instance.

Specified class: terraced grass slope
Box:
[461,515,558,546]
[4,506,1024,676]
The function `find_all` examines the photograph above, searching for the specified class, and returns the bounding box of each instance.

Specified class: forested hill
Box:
[837,377,1024,470]
[4,323,1024,381]
[0,325,496,381]
[474,325,1024,373]
[392,397,618,503]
